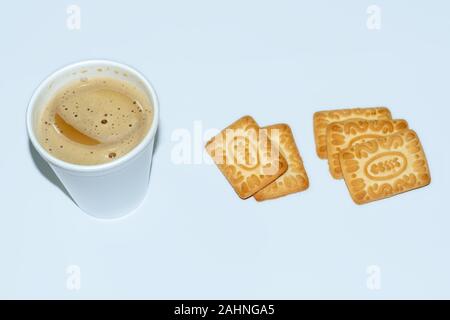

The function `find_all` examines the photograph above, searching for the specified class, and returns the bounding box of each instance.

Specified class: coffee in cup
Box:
[37,77,153,165]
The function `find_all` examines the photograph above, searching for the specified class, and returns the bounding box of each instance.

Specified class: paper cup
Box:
[26,60,159,219]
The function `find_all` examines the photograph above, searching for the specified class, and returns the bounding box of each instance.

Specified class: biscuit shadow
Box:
[28,141,74,202]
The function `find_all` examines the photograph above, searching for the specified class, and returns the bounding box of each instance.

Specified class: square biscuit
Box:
[254,124,309,201]
[326,118,409,179]
[313,107,392,159]
[340,129,431,205]
[205,116,288,199]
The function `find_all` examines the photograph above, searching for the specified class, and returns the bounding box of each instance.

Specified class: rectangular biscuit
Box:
[326,118,409,179]
[254,124,309,201]
[205,116,288,199]
[340,129,431,205]
[313,107,392,159]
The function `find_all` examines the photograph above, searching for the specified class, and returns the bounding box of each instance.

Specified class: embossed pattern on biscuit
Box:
[313,107,392,159]
[206,116,288,199]
[326,119,408,179]
[339,130,431,205]
[254,124,309,201]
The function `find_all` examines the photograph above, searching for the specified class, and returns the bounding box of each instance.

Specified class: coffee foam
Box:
[37,77,153,165]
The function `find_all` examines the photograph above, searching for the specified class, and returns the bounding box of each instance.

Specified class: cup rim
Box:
[26,59,159,173]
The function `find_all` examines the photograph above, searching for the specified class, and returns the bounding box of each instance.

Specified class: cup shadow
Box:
[153,122,161,154]
[28,141,74,202]
[28,122,161,202]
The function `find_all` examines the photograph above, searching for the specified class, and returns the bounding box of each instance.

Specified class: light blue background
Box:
[0,0,449,299]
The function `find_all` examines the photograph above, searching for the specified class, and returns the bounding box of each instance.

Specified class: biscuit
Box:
[326,119,408,179]
[206,116,288,199]
[254,124,309,201]
[313,107,392,159]
[340,130,431,205]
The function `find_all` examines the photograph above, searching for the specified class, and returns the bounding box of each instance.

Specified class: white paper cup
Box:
[26,60,159,219]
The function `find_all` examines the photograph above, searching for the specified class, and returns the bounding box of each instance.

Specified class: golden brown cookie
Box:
[205,116,288,199]
[313,107,392,159]
[326,118,408,179]
[340,130,431,205]
[254,124,309,201]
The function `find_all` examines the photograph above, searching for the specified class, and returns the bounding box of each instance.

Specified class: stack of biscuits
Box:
[313,107,431,204]
[206,116,309,201]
